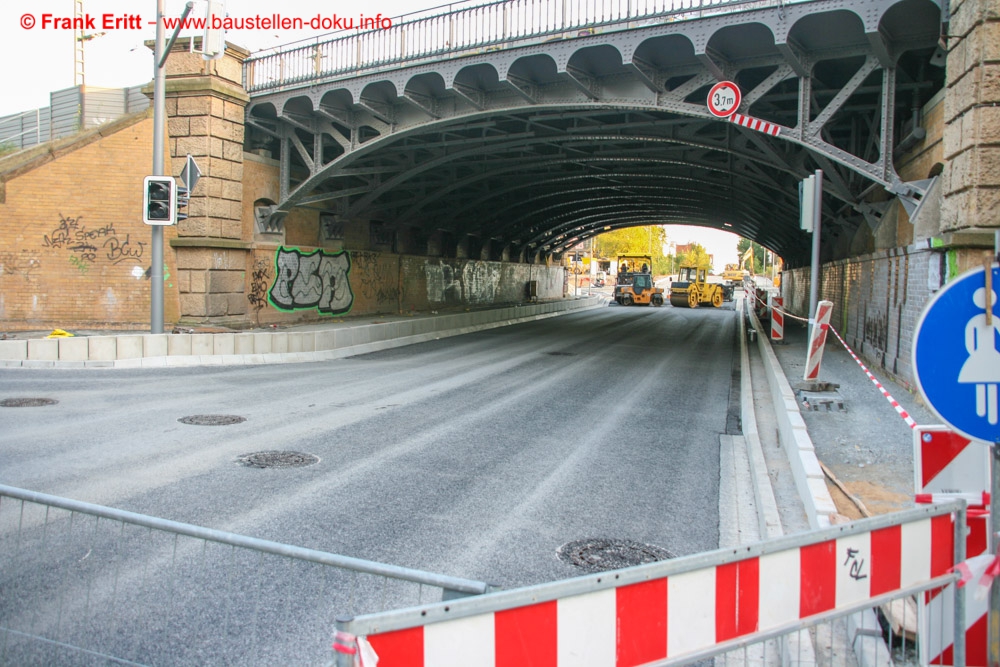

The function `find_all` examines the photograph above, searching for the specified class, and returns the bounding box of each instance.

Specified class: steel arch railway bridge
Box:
[242,0,945,267]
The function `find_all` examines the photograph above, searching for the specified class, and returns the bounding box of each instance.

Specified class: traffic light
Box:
[176,186,189,222]
[143,176,176,225]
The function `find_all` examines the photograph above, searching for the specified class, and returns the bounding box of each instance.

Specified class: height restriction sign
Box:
[707,81,741,117]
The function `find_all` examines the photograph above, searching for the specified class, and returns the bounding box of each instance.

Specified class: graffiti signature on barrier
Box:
[248,258,271,312]
[269,247,354,315]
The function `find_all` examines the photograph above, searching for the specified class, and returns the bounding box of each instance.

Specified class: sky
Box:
[664,225,741,271]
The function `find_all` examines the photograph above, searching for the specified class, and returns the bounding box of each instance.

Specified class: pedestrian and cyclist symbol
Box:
[914,264,1000,443]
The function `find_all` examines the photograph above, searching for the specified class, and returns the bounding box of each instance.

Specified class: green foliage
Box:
[0,141,19,158]
[736,237,766,274]
[592,226,667,260]
[676,243,712,270]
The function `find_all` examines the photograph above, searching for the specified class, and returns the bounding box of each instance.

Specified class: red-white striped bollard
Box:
[803,300,833,381]
[769,296,784,342]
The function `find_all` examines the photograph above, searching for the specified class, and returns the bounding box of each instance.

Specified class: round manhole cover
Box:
[557,539,675,572]
[237,451,319,469]
[0,397,58,407]
[178,414,246,426]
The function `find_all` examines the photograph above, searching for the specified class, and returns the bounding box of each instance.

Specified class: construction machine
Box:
[669,264,726,308]
[613,255,664,306]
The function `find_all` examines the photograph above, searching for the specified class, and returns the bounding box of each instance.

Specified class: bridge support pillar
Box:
[161,38,252,324]
[941,0,1000,239]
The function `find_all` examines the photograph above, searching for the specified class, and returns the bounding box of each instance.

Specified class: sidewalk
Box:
[0,297,603,368]
[768,317,935,520]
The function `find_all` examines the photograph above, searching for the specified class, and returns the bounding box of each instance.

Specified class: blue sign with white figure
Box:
[913,264,1000,443]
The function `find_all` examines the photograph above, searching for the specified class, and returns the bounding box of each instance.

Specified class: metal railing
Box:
[244,0,808,93]
[334,501,968,666]
[0,484,491,666]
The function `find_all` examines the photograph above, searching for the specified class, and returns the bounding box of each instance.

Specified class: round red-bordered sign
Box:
[707,81,741,117]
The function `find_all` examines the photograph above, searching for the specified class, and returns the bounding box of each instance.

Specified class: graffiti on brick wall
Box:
[864,312,888,351]
[0,251,41,281]
[425,260,501,305]
[40,213,146,273]
[353,252,399,305]
[268,247,353,315]
[248,258,272,314]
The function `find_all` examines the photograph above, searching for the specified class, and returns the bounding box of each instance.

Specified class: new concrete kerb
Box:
[0,298,603,369]
[747,300,839,529]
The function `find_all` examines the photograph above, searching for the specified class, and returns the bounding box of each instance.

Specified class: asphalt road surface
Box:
[0,302,739,665]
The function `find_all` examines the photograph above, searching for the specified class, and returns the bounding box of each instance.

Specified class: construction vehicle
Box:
[721,263,748,286]
[613,254,664,306]
[669,264,726,308]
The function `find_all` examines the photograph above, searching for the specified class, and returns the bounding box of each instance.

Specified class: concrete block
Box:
[143,334,169,358]
[368,325,386,343]
[807,477,839,516]
[28,339,59,361]
[315,331,337,351]
[168,334,192,356]
[0,340,27,360]
[115,358,142,369]
[116,336,144,360]
[191,334,214,355]
[234,333,254,354]
[252,333,272,354]
[790,427,816,453]
[139,357,168,368]
[287,332,315,352]
[88,337,117,361]
[58,337,89,361]
[354,327,374,346]
[271,333,288,354]
[22,360,56,368]
[800,450,825,479]
[213,333,235,356]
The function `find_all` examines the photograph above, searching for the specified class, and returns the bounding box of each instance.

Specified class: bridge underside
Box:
[245,0,944,267]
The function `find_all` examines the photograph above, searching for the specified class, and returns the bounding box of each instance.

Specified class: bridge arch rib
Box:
[244,0,944,267]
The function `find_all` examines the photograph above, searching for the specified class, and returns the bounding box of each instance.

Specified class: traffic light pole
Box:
[150,0,166,333]
[149,0,193,333]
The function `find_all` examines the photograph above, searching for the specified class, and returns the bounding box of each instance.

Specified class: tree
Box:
[592,226,668,271]
[736,238,766,274]
[676,243,712,270]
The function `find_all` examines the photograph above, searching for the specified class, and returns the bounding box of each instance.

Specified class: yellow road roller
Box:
[669,265,725,308]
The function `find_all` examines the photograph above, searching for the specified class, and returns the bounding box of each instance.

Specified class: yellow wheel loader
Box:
[669,265,725,308]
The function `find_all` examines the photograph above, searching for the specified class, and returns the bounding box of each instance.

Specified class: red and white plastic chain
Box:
[332,630,358,656]
[824,325,918,430]
[745,286,810,323]
[744,287,918,430]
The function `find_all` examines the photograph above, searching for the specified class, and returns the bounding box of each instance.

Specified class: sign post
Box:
[913,262,1000,666]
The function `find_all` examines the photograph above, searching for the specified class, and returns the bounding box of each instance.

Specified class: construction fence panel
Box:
[335,502,967,667]
[0,484,491,666]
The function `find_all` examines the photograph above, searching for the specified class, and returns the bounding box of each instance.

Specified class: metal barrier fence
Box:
[0,484,491,666]
[334,501,968,666]
[243,0,812,93]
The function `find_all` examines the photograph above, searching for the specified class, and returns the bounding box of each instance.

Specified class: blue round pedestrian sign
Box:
[913,264,1000,443]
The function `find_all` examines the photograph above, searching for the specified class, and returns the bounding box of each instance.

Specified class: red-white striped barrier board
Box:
[803,300,833,381]
[770,296,784,341]
[914,425,992,666]
[730,113,781,137]
[339,509,958,667]
[914,426,991,498]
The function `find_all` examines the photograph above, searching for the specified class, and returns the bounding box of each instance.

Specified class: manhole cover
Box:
[0,397,58,407]
[237,451,320,469]
[178,414,246,426]
[557,539,675,572]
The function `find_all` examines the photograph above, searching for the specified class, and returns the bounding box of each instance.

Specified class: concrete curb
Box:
[747,302,838,530]
[0,298,602,369]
